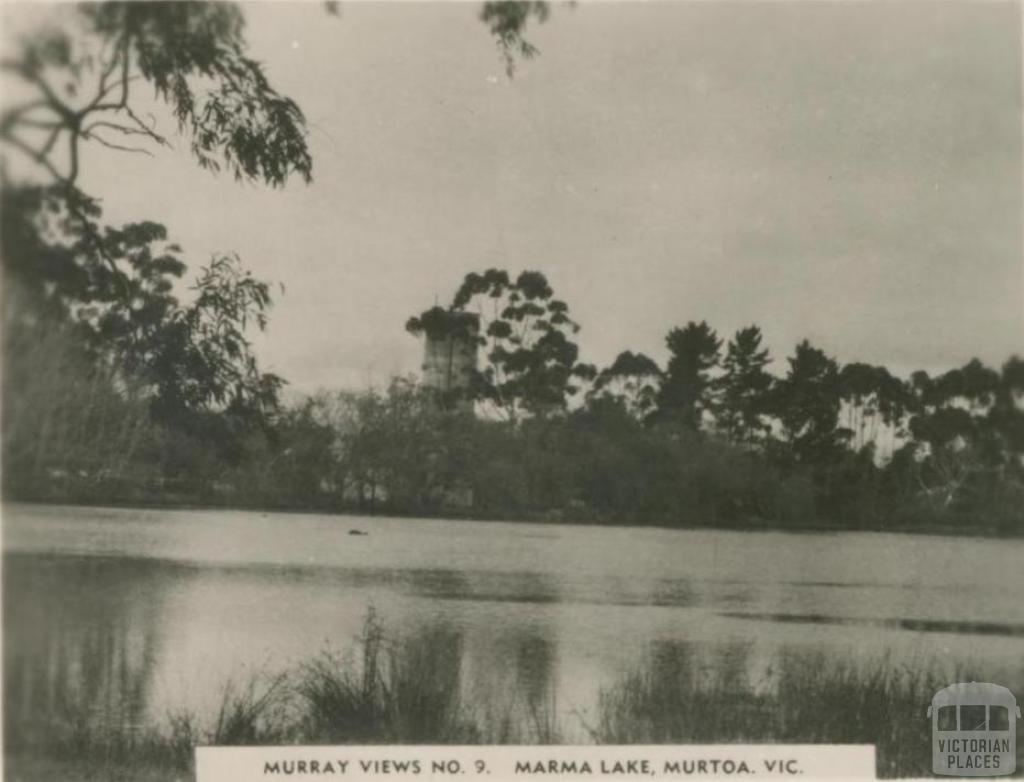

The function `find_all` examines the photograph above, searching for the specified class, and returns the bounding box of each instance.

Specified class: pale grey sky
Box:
[12,1,1024,393]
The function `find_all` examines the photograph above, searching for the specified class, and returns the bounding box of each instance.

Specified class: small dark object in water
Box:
[349,529,368,536]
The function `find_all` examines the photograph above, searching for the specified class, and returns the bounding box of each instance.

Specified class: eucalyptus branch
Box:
[123,106,169,147]
[82,119,150,137]
[83,129,153,155]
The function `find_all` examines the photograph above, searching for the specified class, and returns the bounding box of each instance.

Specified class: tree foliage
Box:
[771,340,845,463]
[716,326,773,447]
[655,320,722,431]
[479,1,550,76]
[146,254,284,425]
[588,351,662,420]
[837,362,912,452]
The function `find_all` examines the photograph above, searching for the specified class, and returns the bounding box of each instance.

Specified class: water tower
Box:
[408,307,479,406]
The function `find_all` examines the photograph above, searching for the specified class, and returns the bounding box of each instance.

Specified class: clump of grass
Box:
[296,649,381,742]
[209,673,292,746]
[592,647,981,778]
[296,609,481,743]
[162,710,200,771]
[770,652,935,776]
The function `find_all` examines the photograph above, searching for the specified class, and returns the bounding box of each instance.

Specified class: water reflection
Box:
[4,554,173,750]
[642,639,758,693]
[3,553,570,745]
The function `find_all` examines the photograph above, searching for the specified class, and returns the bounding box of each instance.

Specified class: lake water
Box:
[4,503,1024,742]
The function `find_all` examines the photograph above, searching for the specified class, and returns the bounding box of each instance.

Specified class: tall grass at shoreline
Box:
[592,648,950,778]
[5,612,1013,780]
[295,610,481,744]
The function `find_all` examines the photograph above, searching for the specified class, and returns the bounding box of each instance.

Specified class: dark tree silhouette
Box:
[587,351,663,420]
[716,326,773,447]
[655,320,721,431]
[931,359,1002,416]
[837,362,912,453]
[989,356,1024,462]
[772,339,845,463]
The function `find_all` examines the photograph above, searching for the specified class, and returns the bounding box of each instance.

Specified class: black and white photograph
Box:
[1,1,1022,779]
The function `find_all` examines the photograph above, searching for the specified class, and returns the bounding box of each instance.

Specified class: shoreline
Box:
[3,494,1020,540]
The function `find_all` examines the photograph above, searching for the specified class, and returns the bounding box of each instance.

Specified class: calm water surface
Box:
[5,503,1024,739]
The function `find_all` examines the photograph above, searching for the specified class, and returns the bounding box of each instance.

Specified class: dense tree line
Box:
[7,258,1021,535]
[239,275,1017,534]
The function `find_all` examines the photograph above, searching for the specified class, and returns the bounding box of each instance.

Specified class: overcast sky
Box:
[10,1,1024,394]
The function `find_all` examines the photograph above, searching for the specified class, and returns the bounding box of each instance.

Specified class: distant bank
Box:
[3,490,1021,540]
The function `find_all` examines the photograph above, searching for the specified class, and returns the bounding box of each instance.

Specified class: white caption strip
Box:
[197,744,876,782]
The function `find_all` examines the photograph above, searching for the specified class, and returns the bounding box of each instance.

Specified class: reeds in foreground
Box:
[5,613,1012,780]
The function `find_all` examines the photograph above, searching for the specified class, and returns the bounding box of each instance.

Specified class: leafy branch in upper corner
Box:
[1,2,312,190]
